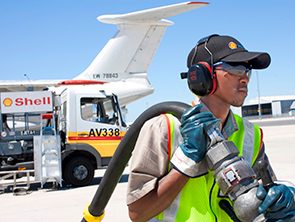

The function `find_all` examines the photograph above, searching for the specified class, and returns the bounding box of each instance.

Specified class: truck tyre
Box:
[64,157,94,187]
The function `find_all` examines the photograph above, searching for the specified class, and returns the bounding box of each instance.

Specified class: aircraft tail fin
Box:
[74,2,208,82]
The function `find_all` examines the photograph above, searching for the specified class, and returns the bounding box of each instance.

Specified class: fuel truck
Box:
[0,87,127,188]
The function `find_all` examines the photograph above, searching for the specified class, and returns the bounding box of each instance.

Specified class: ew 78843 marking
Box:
[92,73,119,79]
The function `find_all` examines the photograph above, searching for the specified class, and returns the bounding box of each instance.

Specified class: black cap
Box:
[187,35,271,69]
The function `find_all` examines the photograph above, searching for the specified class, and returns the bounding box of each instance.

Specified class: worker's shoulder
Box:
[141,114,180,131]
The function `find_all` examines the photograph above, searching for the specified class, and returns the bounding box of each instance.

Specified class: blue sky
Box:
[1,0,295,122]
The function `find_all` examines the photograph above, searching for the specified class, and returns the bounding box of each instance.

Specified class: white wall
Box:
[271,101,282,117]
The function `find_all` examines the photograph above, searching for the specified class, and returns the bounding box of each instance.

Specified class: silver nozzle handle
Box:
[207,125,224,148]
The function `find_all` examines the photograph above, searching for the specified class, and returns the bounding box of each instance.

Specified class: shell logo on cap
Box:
[3,98,13,107]
[228,42,237,50]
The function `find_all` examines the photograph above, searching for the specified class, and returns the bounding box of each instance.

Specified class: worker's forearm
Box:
[128,168,189,222]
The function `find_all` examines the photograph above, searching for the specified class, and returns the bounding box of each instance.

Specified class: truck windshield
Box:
[80,96,126,126]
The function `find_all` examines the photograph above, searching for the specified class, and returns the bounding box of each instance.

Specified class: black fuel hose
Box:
[81,101,190,221]
[219,200,241,222]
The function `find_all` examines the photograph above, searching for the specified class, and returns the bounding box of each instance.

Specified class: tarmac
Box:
[0,119,294,222]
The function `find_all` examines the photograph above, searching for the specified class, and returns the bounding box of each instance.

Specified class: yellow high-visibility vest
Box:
[150,113,262,222]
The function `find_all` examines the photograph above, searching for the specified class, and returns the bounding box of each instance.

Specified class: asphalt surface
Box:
[0,118,295,222]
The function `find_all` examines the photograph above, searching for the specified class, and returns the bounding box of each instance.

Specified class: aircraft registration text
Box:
[93,73,118,79]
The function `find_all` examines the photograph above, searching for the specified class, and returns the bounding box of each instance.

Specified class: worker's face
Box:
[213,65,250,107]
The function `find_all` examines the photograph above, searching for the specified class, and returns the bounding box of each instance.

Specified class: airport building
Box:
[233,95,295,119]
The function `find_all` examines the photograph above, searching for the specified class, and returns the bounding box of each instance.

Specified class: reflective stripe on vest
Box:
[150,113,262,222]
[228,114,263,167]
[151,114,181,221]
[162,114,176,172]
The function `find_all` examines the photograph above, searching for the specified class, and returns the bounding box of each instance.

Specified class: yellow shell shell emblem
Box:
[228,42,237,49]
[3,98,13,107]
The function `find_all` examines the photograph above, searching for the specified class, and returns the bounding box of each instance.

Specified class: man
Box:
[127,34,295,221]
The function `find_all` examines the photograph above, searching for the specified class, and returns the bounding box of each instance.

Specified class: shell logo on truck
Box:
[0,91,53,114]
[3,98,13,107]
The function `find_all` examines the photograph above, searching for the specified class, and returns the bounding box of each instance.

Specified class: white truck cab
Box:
[59,86,127,186]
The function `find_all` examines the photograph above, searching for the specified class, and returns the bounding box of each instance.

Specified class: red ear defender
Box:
[187,61,216,96]
[185,34,220,96]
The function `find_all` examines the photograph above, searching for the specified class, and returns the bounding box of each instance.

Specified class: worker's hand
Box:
[171,104,220,177]
[256,184,295,221]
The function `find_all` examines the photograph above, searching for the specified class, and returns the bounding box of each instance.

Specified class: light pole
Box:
[256,71,262,120]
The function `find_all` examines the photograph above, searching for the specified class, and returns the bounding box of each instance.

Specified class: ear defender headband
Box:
[181,34,219,96]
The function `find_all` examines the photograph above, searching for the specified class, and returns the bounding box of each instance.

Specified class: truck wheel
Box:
[64,157,94,187]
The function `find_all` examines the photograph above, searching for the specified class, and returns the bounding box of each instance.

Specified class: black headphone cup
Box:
[187,62,214,96]
[186,34,220,96]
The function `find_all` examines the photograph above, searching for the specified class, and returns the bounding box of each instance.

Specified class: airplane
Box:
[0,2,209,109]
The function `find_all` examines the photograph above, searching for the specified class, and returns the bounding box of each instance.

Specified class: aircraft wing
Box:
[0,80,61,92]
[0,79,107,92]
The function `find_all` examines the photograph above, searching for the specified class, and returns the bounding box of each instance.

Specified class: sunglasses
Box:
[214,62,252,79]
